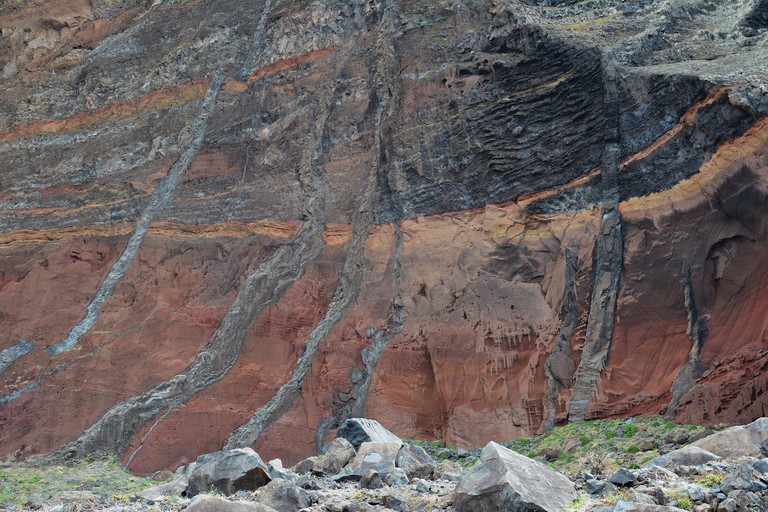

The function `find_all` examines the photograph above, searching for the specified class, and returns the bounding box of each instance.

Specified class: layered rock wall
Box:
[1,0,767,474]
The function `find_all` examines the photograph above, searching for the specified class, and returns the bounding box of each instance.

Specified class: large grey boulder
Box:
[253,479,311,511]
[335,441,401,482]
[396,444,436,479]
[453,441,577,512]
[647,446,721,468]
[186,495,278,512]
[312,437,356,476]
[336,418,402,450]
[692,418,768,458]
[187,449,271,497]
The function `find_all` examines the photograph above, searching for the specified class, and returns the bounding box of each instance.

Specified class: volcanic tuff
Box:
[1,0,767,476]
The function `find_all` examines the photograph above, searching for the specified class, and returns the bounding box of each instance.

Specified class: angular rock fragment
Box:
[293,457,317,475]
[139,462,196,499]
[253,479,310,511]
[187,449,271,497]
[312,438,356,476]
[453,441,576,512]
[384,468,409,486]
[610,469,638,488]
[433,460,462,482]
[395,444,436,480]
[359,469,382,489]
[335,441,401,482]
[336,418,402,450]
[613,501,689,512]
[186,495,278,512]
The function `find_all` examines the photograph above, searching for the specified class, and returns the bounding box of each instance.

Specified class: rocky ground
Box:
[3,416,768,512]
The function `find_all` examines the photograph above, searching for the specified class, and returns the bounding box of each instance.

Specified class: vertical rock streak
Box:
[543,246,579,431]
[227,0,401,451]
[42,70,226,357]
[568,56,624,423]
[666,260,710,420]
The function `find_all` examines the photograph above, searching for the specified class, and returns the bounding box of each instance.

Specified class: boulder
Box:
[253,479,311,511]
[186,495,278,512]
[335,441,401,482]
[336,418,402,450]
[187,449,271,497]
[292,457,317,475]
[692,418,768,458]
[384,468,409,486]
[754,458,768,477]
[720,461,758,493]
[453,441,576,512]
[610,469,638,487]
[266,458,297,481]
[395,444,436,479]
[613,501,689,512]
[433,460,462,481]
[647,446,721,468]
[312,437,356,476]
[360,469,382,489]
[139,463,195,499]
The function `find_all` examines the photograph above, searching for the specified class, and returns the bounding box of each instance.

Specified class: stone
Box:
[647,446,721,468]
[267,458,298,481]
[689,430,715,443]
[293,457,318,475]
[586,478,606,495]
[187,449,271,497]
[384,468,409,486]
[687,485,705,504]
[312,438,356,476]
[754,458,768,477]
[564,439,581,455]
[634,485,667,506]
[395,443,436,479]
[610,469,638,487]
[720,461,757,493]
[433,460,462,482]
[186,495,278,512]
[295,474,319,490]
[718,498,738,512]
[692,418,768,458]
[613,501,690,512]
[359,469,382,489]
[253,479,311,511]
[453,441,576,512]
[335,441,401,482]
[336,418,402,450]
[138,463,194,500]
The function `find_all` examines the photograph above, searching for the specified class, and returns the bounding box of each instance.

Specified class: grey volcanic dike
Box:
[41,70,225,358]
[51,4,367,462]
[568,55,624,423]
[224,0,402,450]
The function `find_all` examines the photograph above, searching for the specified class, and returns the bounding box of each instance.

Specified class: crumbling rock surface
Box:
[1,0,768,474]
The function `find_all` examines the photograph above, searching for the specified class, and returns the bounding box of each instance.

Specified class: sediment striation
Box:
[1,0,767,474]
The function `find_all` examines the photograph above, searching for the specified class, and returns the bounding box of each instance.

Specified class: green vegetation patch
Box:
[0,457,154,507]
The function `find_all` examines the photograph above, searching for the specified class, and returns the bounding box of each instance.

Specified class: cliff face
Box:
[1,0,767,475]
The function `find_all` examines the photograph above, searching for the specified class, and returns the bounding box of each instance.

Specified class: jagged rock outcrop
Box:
[1,0,768,474]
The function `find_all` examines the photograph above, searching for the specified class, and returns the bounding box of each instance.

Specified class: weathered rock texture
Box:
[1,0,768,474]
